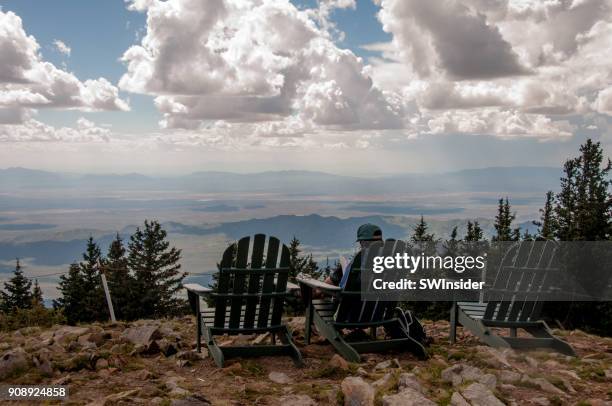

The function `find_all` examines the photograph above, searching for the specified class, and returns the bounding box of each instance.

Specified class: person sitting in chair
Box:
[326,223,383,287]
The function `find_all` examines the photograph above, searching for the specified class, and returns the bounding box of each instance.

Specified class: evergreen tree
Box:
[534,191,557,239]
[571,139,611,240]
[128,220,187,318]
[1,259,33,312]
[411,216,435,243]
[105,233,137,320]
[465,221,484,242]
[54,263,85,324]
[556,159,579,240]
[54,238,108,324]
[288,236,319,280]
[31,279,43,307]
[493,198,516,241]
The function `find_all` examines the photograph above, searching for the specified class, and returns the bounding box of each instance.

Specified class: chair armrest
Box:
[296,276,341,292]
[183,283,213,296]
[286,281,300,291]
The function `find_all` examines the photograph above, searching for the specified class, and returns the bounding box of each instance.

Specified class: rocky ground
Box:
[0,317,611,405]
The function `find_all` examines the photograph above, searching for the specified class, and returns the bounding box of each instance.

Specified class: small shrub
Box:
[0,305,65,332]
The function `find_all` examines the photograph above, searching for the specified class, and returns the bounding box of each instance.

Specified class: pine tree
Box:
[288,236,319,280]
[465,221,484,242]
[1,259,33,312]
[533,191,556,239]
[54,263,85,324]
[128,220,187,318]
[493,198,516,241]
[31,279,43,307]
[411,216,435,242]
[105,233,137,320]
[54,238,108,324]
[572,139,612,240]
[556,159,579,240]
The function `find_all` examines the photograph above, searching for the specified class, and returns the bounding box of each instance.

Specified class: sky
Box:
[0,0,611,175]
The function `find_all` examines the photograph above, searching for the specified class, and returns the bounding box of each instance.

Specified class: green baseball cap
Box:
[356,223,383,241]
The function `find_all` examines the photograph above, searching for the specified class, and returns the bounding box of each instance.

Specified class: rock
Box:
[441,364,496,388]
[372,372,394,390]
[170,395,212,406]
[356,367,368,376]
[252,332,271,344]
[33,354,54,376]
[460,383,505,406]
[341,377,375,406]
[475,346,513,369]
[605,369,612,380]
[53,326,90,345]
[176,360,190,368]
[450,392,471,406]
[95,358,109,370]
[176,350,206,361]
[222,362,242,374]
[278,394,317,406]
[382,388,436,406]
[499,370,521,383]
[122,325,162,348]
[499,384,517,391]
[558,376,576,393]
[330,354,349,371]
[60,352,93,372]
[532,397,550,406]
[268,371,292,384]
[558,369,581,380]
[104,389,138,404]
[520,375,564,395]
[0,348,29,379]
[165,376,190,397]
[53,375,71,385]
[156,338,178,357]
[525,356,539,369]
[136,369,155,380]
[398,372,424,393]
[374,358,400,371]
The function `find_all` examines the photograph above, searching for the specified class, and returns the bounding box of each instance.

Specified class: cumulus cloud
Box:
[120,0,404,132]
[0,10,128,124]
[377,0,530,80]
[0,117,111,143]
[53,39,71,56]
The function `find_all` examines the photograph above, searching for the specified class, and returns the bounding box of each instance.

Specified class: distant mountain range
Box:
[0,166,562,194]
[0,214,539,271]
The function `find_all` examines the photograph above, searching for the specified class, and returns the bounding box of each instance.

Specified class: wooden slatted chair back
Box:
[484,240,560,322]
[212,234,290,331]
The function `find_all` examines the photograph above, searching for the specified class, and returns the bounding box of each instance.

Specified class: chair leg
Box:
[450,302,457,344]
[525,322,576,356]
[203,328,225,368]
[313,311,360,362]
[280,326,304,367]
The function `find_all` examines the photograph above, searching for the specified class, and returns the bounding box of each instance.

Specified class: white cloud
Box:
[593,86,612,115]
[376,0,530,80]
[53,39,71,56]
[0,10,128,124]
[120,0,404,133]
[0,117,111,143]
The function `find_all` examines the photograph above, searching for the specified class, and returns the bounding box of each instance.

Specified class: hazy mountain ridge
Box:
[0,166,562,194]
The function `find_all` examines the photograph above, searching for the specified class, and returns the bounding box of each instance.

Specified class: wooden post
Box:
[97,259,116,323]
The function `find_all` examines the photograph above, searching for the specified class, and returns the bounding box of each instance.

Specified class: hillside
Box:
[1,318,611,405]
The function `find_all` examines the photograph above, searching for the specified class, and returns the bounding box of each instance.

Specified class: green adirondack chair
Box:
[298,239,428,362]
[450,240,576,356]
[184,234,303,367]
